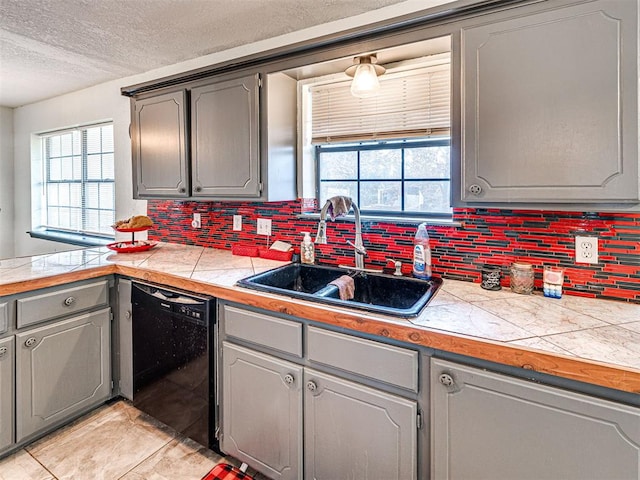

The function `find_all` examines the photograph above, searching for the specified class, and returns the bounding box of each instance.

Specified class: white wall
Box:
[11,0,453,257]
[0,106,15,259]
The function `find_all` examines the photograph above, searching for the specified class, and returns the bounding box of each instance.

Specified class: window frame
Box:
[31,122,115,246]
[315,137,452,218]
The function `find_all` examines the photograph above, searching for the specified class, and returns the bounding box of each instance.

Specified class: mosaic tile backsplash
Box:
[147,199,640,303]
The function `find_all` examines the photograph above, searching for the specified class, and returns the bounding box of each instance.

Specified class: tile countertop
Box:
[1,242,639,395]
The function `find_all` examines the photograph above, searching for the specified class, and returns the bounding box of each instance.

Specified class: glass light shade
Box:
[350,63,381,98]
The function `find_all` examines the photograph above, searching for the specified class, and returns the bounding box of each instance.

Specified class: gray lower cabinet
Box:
[0,336,14,453]
[132,90,189,198]
[15,307,112,442]
[460,0,638,203]
[222,341,303,480]
[431,358,640,479]
[117,278,133,400]
[304,368,417,480]
[191,74,260,197]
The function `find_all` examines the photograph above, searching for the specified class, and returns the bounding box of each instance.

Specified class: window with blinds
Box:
[40,123,115,237]
[309,56,452,217]
[310,62,450,145]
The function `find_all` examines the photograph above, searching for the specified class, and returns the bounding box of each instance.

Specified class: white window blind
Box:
[310,62,450,144]
[41,123,115,237]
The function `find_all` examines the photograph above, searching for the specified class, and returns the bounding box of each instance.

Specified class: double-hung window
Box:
[37,123,115,240]
[308,53,451,217]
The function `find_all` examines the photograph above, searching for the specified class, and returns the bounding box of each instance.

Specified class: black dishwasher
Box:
[131,281,218,451]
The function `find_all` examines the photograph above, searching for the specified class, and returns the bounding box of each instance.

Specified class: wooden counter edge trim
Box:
[2,264,638,394]
[0,265,117,296]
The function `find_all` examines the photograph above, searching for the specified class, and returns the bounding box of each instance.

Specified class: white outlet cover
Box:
[257,218,272,236]
[575,236,598,264]
[233,215,242,231]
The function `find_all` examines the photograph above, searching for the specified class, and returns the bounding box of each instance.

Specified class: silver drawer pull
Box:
[0,346,7,357]
[125,310,132,320]
[439,373,455,387]
[468,184,483,195]
[24,337,38,348]
[306,380,318,392]
[283,374,295,385]
[64,296,76,306]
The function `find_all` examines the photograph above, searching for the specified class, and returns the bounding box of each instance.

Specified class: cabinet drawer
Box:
[307,326,419,392]
[0,302,8,334]
[17,280,109,329]
[223,305,302,357]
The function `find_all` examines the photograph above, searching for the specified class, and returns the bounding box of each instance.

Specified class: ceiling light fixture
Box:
[345,54,386,98]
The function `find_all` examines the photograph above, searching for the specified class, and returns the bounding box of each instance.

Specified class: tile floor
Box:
[0,400,261,480]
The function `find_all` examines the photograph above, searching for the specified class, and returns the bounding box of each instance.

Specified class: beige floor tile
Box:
[27,401,173,480]
[120,436,223,480]
[0,449,54,480]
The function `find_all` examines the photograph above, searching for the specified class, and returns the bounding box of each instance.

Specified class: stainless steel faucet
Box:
[315,197,366,270]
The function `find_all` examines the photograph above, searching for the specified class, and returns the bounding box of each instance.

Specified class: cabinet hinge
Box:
[111,380,115,390]
[258,182,263,193]
[258,76,262,88]
[110,312,114,322]
[417,412,423,430]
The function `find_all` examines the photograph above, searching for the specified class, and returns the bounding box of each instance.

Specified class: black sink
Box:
[237,263,442,318]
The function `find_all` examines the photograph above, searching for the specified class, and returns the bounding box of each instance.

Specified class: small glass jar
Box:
[510,262,534,294]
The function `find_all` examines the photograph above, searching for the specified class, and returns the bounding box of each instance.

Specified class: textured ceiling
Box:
[0,0,415,108]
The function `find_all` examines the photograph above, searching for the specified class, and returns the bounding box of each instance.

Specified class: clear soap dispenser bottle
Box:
[300,232,315,264]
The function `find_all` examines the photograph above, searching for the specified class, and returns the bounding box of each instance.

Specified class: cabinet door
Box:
[16,308,112,442]
[222,342,302,480]
[304,368,417,480]
[191,74,261,197]
[461,0,638,203]
[431,358,640,480]
[132,90,189,198]
[0,336,14,453]
[117,279,133,400]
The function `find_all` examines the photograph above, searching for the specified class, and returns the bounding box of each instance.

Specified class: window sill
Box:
[297,213,461,227]
[28,229,114,248]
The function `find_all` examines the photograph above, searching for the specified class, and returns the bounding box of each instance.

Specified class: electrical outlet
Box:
[233,215,242,231]
[192,213,201,229]
[575,236,598,264]
[257,218,272,236]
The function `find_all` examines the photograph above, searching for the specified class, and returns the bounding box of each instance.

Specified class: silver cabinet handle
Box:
[0,346,7,357]
[283,374,295,385]
[194,186,202,193]
[468,184,483,195]
[439,373,455,387]
[125,310,132,320]
[64,296,76,306]
[24,337,38,348]
[179,187,187,193]
[306,380,318,392]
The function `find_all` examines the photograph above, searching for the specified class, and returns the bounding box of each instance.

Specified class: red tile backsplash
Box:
[147,200,640,303]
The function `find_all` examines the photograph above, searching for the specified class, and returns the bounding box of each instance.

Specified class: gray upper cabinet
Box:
[132,90,189,198]
[16,308,112,442]
[192,74,260,197]
[304,368,417,480]
[460,0,638,203]
[431,358,640,479]
[128,72,297,201]
[0,336,14,454]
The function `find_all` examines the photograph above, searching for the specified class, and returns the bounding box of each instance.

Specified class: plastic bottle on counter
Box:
[412,223,432,279]
[300,232,315,264]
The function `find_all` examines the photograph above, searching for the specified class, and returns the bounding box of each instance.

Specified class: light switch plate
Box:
[575,236,598,264]
[233,215,242,231]
[257,218,272,236]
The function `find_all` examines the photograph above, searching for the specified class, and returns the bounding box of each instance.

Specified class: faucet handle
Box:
[346,240,367,256]
[387,258,403,276]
